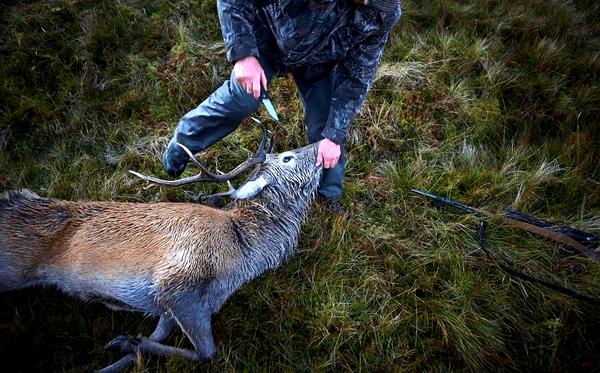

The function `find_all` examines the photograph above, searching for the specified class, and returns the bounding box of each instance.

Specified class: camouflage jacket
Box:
[217,0,401,145]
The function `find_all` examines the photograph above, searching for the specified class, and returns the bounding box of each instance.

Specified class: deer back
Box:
[0,190,244,303]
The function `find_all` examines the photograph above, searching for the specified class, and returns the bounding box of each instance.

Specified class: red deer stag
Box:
[0,122,323,372]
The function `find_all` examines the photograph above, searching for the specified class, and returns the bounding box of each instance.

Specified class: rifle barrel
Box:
[410,189,480,215]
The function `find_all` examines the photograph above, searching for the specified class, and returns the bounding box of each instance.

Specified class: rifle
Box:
[411,189,599,262]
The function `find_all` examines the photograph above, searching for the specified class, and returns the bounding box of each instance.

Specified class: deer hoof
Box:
[104,335,140,353]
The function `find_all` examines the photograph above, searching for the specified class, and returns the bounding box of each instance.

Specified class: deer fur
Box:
[0,141,323,372]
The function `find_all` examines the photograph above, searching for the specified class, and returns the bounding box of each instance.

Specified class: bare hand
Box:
[233,56,268,99]
[316,139,341,169]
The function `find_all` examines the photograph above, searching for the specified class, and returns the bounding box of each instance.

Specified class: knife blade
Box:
[261,92,279,122]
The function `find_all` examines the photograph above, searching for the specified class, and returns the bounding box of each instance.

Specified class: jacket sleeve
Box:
[321,8,400,145]
[217,0,259,63]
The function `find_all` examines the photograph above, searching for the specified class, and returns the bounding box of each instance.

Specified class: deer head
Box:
[129,119,322,202]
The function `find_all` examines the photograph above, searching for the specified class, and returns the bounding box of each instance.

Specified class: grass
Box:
[1,0,600,371]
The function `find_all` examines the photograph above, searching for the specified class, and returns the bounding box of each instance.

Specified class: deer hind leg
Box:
[100,293,217,365]
[96,314,178,373]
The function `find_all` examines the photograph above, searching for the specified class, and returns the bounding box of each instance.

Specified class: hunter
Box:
[162,0,401,213]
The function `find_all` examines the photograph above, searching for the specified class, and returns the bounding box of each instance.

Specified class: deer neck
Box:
[228,188,315,269]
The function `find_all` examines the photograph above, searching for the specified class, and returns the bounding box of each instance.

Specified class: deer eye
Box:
[282,156,293,163]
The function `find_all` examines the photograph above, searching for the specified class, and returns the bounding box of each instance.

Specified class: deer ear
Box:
[231,176,269,200]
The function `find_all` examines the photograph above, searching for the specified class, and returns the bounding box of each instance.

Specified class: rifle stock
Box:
[411,189,600,263]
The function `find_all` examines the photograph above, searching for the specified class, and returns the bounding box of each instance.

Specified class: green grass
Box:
[1,0,599,371]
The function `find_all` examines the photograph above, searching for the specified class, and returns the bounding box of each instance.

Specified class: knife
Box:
[261,91,279,122]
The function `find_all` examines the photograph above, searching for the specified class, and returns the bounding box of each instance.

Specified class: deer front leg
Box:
[96,314,178,373]
[101,294,217,364]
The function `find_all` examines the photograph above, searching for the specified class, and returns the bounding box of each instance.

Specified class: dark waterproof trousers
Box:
[163,57,345,198]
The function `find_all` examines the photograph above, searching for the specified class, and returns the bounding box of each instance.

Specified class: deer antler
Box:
[130,119,271,188]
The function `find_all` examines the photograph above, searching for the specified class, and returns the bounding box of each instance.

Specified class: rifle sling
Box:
[477,221,600,307]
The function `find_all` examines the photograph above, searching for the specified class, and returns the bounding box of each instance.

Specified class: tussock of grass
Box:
[1,0,600,371]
